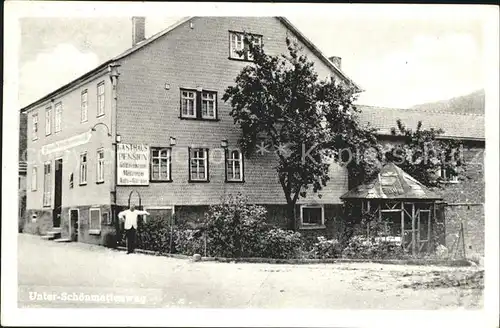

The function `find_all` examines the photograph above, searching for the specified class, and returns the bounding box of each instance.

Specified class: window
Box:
[89,208,101,233]
[43,162,51,207]
[55,102,62,133]
[201,91,217,119]
[103,211,111,225]
[300,205,325,227]
[69,173,74,189]
[181,90,196,118]
[97,82,105,116]
[150,147,172,181]
[440,166,459,183]
[96,149,104,183]
[189,148,209,182]
[79,152,87,185]
[229,31,262,61]
[45,106,52,136]
[180,89,218,120]
[31,166,37,191]
[226,150,244,182]
[32,113,38,140]
[81,90,88,122]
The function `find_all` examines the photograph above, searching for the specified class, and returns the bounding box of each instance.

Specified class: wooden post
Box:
[460,222,467,259]
[401,201,404,246]
[411,203,416,256]
[428,204,433,253]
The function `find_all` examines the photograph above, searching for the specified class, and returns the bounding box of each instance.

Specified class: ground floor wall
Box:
[24,204,115,245]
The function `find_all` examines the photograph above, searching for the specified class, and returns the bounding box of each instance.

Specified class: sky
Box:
[18,9,486,109]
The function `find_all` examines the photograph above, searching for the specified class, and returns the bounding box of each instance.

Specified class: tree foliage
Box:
[385,119,466,187]
[222,35,378,229]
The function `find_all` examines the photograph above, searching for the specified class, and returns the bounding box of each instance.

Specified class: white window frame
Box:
[43,161,52,207]
[31,166,37,191]
[150,147,171,181]
[96,148,105,183]
[89,208,101,234]
[229,31,262,61]
[79,152,88,185]
[201,91,217,119]
[226,149,243,182]
[229,32,245,59]
[300,204,325,227]
[181,90,197,118]
[54,102,62,133]
[45,106,52,136]
[32,113,38,140]
[81,89,88,122]
[97,82,105,117]
[190,148,208,181]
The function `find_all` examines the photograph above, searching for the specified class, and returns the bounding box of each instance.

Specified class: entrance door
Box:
[53,158,63,228]
[70,209,79,241]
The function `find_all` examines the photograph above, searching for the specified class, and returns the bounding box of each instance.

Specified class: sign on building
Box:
[117,143,150,185]
[41,131,92,155]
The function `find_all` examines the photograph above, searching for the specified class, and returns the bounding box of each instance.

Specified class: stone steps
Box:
[54,238,72,243]
[41,228,62,241]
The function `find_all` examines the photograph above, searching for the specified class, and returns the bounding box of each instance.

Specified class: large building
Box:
[20,17,484,256]
[21,17,357,244]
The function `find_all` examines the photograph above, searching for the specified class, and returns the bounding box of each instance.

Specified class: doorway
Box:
[69,209,79,241]
[53,158,63,228]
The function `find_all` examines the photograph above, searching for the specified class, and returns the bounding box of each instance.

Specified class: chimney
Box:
[132,17,146,46]
[328,56,342,70]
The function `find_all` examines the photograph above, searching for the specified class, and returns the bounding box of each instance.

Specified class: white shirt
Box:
[118,209,150,230]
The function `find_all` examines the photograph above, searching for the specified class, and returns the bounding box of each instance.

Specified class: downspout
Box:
[108,63,120,209]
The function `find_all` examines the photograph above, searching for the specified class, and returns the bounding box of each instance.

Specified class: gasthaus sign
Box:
[117,143,150,185]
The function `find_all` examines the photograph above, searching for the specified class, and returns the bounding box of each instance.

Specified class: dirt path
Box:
[17,234,483,309]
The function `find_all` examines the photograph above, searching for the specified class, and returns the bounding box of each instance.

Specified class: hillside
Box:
[411,89,485,115]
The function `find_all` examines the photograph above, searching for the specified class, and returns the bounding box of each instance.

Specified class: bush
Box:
[173,229,205,256]
[204,194,269,258]
[341,236,408,259]
[136,216,173,253]
[310,236,342,259]
[259,228,303,259]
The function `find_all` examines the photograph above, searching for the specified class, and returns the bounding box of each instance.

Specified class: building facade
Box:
[21,17,485,255]
[22,16,356,244]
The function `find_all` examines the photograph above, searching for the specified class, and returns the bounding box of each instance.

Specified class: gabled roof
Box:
[20,16,360,113]
[341,162,442,200]
[356,105,485,141]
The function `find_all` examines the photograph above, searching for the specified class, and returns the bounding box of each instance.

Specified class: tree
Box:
[385,119,465,187]
[222,35,378,230]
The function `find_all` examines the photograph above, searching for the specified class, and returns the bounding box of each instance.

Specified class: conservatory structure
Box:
[340,163,444,255]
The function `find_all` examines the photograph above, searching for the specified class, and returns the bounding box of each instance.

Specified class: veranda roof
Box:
[341,163,442,200]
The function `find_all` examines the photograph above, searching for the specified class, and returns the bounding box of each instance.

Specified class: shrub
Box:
[173,229,205,256]
[310,236,342,259]
[259,228,303,259]
[341,235,409,259]
[204,194,269,257]
[136,216,173,253]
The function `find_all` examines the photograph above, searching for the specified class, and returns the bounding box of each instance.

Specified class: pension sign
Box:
[117,143,150,185]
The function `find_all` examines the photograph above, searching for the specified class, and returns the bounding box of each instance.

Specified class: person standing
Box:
[118,204,150,254]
